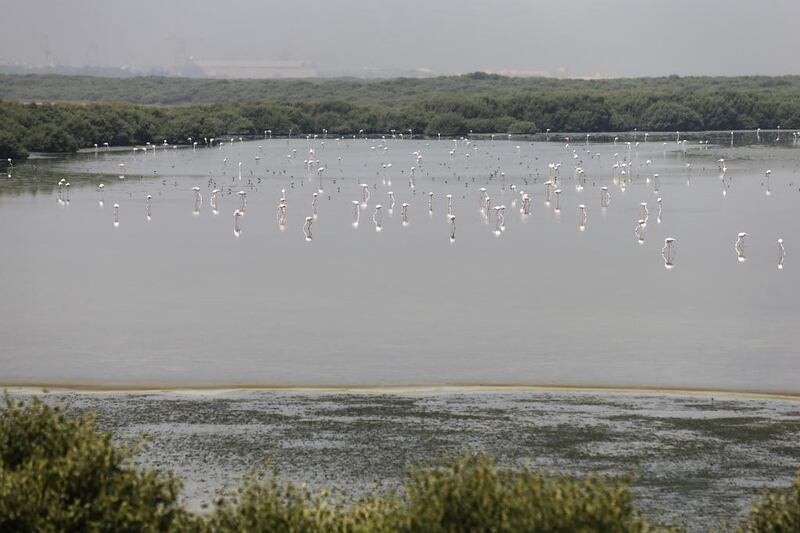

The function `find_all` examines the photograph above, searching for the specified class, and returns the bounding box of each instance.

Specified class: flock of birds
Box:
[23,128,799,271]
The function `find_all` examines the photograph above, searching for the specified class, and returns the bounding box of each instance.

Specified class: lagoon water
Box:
[0,135,798,392]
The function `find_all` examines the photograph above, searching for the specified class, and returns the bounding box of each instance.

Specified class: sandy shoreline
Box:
[4,382,800,402]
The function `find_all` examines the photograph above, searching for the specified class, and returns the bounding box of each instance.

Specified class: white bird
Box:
[662,238,676,269]
[521,193,532,216]
[317,167,325,192]
[600,186,610,208]
[373,204,383,231]
[233,209,243,236]
[736,232,748,262]
[352,200,360,228]
[277,202,287,230]
[639,202,649,222]
[237,191,247,212]
[210,189,220,214]
[113,203,120,227]
[578,204,587,231]
[192,187,202,215]
[635,219,645,243]
[493,206,503,235]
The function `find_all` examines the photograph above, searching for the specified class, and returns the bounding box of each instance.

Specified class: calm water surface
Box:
[0,136,798,391]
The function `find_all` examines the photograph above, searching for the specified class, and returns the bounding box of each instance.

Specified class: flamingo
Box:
[233,209,243,236]
[360,183,370,205]
[352,200,360,228]
[578,205,587,231]
[736,233,748,262]
[373,204,383,231]
[657,198,662,224]
[192,187,202,215]
[635,220,645,243]
[521,193,531,216]
[312,192,319,218]
[662,238,676,269]
[277,202,287,230]
[601,187,610,208]
[765,170,772,196]
[210,189,220,214]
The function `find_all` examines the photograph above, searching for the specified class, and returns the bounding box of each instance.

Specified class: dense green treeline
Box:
[3,73,800,159]
[4,72,800,105]
[2,395,799,532]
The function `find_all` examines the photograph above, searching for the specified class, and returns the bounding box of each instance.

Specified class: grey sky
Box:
[1,0,798,77]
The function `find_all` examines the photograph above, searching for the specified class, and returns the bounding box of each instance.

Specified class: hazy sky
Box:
[2,0,798,77]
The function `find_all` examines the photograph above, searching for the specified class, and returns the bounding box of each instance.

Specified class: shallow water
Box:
[1,136,798,391]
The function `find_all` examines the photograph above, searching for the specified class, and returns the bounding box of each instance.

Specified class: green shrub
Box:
[425,112,468,136]
[207,454,663,532]
[395,454,658,532]
[508,120,538,134]
[641,101,703,131]
[0,130,27,160]
[0,395,194,532]
[740,472,800,532]
[206,474,399,532]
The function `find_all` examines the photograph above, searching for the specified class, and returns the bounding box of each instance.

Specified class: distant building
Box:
[189,59,317,79]
[357,67,436,79]
[484,69,551,78]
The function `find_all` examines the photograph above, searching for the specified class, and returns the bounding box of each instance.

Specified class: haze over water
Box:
[0,135,797,392]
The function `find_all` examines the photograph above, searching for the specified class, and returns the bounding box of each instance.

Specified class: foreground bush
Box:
[207,476,398,532]
[0,395,192,531]
[1,396,799,532]
[398,454,655,532]
[209,455,655,532]
[741,473,800,532]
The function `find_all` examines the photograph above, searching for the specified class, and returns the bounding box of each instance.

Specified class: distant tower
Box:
[44,36,52,67]
[84,42,99,68]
